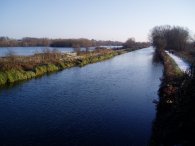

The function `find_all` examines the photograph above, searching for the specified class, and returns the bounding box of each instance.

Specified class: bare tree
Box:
[124,38,136,49]
[150,25,190,51]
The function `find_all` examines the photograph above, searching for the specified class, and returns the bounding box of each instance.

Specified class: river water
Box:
[0,47,163,145]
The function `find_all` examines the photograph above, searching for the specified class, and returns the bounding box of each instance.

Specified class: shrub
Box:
[0,72,7,85]
[6,69,28,83]
[35,65,48,76]
[47,64,59,72]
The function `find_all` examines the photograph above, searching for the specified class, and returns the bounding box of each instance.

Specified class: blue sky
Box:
[0,0,194,42]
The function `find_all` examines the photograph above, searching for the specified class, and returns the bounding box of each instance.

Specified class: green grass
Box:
[35,65,48,76]
[78,52,118,67]
[25,71,36,79]
[0,72,7,85]
[162,51,183,78]
[6,69,28,83]
[47,64,59,72]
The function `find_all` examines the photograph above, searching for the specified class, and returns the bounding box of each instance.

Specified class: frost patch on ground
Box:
[165,50,190,72]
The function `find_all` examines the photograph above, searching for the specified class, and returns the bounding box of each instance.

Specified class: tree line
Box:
[0,37,123,48]
[123,37,150,50]
[0,36,151,50]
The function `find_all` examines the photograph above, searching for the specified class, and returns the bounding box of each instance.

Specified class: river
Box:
[0,47,163,145]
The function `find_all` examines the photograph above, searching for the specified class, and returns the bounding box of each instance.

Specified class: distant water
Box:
[0,47,74,57]
[0,47,163,145]
[0,46,122,57]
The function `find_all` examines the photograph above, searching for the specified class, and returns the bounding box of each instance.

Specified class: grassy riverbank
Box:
[150,49,195,145]
[156,49,185,109]
[0,49,126,86]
